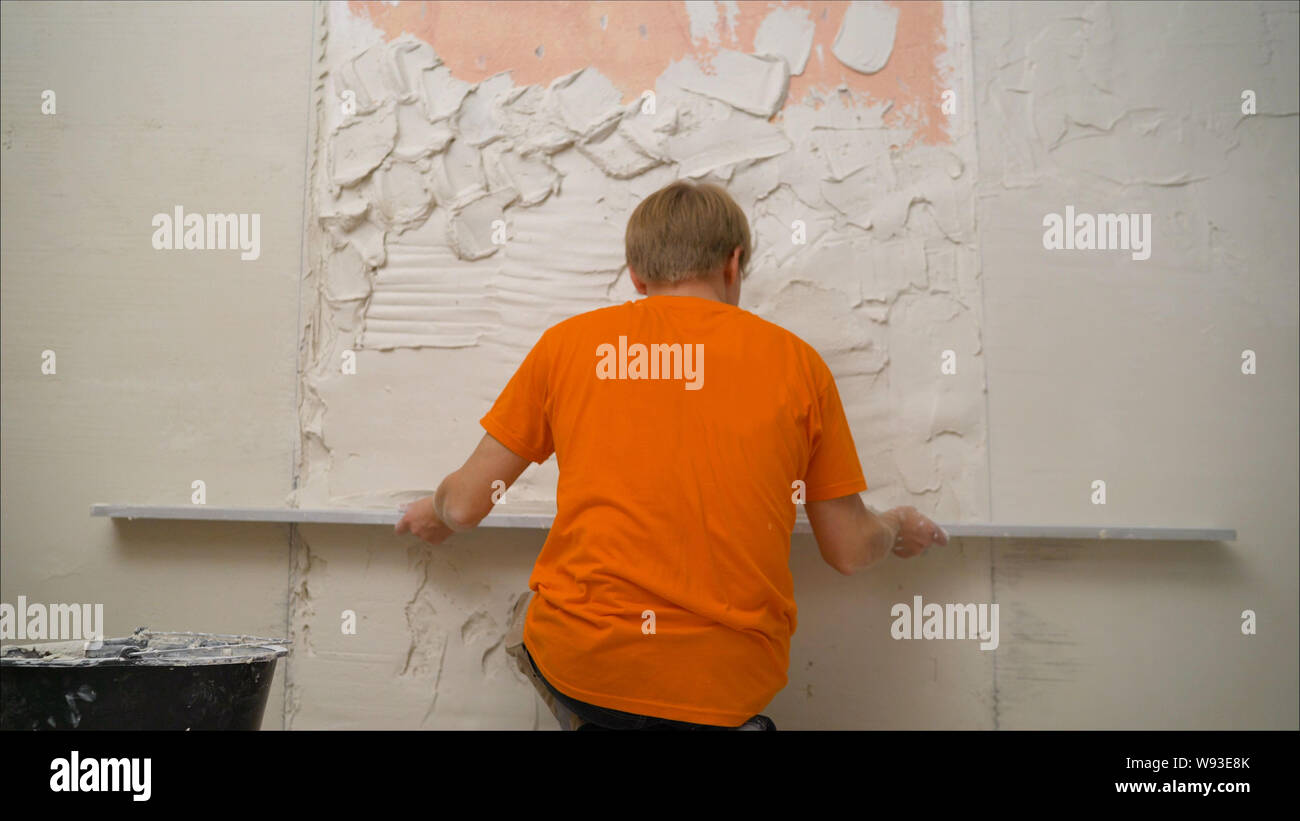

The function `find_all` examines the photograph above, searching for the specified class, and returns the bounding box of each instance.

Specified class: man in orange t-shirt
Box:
[397,180,947,730]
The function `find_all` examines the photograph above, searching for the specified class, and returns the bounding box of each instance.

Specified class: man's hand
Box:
[887,505,948,557]
[395,496,454,546]
[808,497,950,573]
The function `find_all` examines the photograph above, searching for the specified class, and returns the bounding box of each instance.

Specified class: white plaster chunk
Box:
[327,296,366,337]
[755,4,816,75]
[325,243,371,302]
[885,294,982,445]
[331,102,398,186]
[798,237,866,306]
[928,384,983,444]
[448,190,514,260]
[832,0,900,75]
[369,160,435,228]
[861,187,917,236]
[748,215,794,273]
[389,35,441,101]
[945,151,964,180]
[775,134,838,212]
[619,102,680,161]
[419,65,473,121]
[812,127,894,182]
[549,67,626,137]
[318,188,369,233]
[335,218,386,268]
[336,43,394,114]
[753,185,835,267]
[661,50,790,117]
[870,175,966,240]
[480,142,516,199]
[728,156,781,203]
[894,143,964,188]
[704,166,741,185]
[429,137,486,210]
[777,99,819,144]
[819,154,898,227]
[666,108,792,179]
[392,204,453,246]
[485,147,559,206]
[498,85,576,155]
[394,102,453,160]
[761,281,888,376]
[625,163,680,201]
[577,121,664,179]
[455,72,513,146]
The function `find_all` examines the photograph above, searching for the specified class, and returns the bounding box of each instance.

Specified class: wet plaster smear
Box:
[288,1,987,728]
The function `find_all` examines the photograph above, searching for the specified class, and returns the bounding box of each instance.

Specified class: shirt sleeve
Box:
[803,370,868,502]
[480,330,555,464]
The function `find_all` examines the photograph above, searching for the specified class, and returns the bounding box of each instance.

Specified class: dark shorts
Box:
[524,644,776,731]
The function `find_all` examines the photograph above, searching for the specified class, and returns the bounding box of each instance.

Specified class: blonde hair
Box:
[625,180,752,284]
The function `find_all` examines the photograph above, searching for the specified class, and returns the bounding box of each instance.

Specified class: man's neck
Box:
[643,276,726,303]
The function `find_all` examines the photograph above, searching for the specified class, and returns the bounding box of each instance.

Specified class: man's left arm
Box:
[395,432,531,545]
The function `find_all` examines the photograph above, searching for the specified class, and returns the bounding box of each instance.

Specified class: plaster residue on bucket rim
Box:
[0,630,290,667]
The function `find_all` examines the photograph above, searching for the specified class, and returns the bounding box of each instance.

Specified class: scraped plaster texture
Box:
[287,0,990,729]
[298,0,983,508]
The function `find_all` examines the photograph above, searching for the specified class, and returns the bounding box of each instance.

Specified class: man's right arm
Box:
[806,495,948,575]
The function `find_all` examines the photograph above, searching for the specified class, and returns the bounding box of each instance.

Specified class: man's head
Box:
[624,180,753,306]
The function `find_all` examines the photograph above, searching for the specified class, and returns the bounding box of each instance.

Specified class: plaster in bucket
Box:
[0,629,290,730]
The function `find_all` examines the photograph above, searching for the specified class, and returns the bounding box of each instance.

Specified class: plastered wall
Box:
[287,0,991,729]
[1,1,1295,730]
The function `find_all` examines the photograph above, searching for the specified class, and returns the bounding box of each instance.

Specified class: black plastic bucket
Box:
[0,630,290,730]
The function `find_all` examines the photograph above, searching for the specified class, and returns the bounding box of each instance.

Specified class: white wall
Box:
[0,0,314,727]
[2,1,1294,730]
[972,0,1298,729]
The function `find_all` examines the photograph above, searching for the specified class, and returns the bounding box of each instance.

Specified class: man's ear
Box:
[629,267,648,295]
[725,246,742,285]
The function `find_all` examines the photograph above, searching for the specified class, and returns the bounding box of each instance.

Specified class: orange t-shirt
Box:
[480,294,867,726]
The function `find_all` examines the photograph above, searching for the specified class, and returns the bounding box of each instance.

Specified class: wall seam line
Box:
[284,0,322,732]
[959,0,1000,732]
